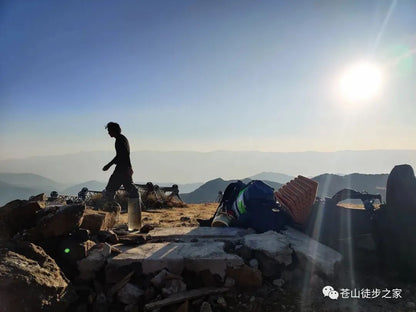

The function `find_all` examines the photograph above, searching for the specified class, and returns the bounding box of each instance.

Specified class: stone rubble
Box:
[3,193,416,312]
[0,193,346,312]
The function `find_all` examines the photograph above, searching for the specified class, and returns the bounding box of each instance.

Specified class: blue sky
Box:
[1,0,415,159]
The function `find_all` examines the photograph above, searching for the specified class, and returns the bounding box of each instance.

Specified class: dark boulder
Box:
[0,200,44,240]
[0,240,76,312]
[26,204,86,242]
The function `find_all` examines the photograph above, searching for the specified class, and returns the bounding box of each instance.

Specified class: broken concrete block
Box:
[117,283,144,305]
[282,227,342,276]
[80,209,117,234]
[243,231,293,266]
[77,243,111,280]
[108,242,243,278]
[147,227,251,242]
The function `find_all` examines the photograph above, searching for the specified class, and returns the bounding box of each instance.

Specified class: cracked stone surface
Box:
[282,226,342,276]
[243,231,293,266]
[147,227,253,241]
[108,241,243,278]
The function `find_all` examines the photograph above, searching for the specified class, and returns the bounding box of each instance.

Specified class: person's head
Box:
[105,122,121,137]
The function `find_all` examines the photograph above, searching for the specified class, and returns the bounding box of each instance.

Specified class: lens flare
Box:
[338,61,383,104]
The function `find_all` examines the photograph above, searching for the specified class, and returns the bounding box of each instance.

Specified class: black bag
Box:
[230,180,290,232]
[197,180,246,226]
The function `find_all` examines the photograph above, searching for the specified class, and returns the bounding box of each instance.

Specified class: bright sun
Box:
[338,61,383,104]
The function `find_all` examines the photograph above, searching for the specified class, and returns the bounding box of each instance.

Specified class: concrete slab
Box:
[243,231,293,265]
[282,227,342,276]
[147,227,253,241]
[108,241,244,278]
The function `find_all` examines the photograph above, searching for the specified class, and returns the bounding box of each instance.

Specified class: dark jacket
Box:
[114,134,132,170]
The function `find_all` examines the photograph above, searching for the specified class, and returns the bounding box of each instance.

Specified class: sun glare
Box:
[338,61,383,104]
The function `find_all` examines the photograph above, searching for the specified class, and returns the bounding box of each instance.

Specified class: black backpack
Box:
[213,180,290,232]
[231,180,290,232]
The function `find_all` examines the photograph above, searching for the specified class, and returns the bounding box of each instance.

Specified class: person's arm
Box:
[103,138,120,171]
[102,156,117,171]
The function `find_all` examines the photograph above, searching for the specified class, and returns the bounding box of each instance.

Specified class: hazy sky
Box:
[1,0,415,160]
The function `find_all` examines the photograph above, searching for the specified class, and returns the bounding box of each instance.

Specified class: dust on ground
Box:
[117,202,218,227]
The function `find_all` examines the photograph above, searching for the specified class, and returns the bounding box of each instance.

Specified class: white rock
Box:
[243,231,292,265]
[77,243,111,280]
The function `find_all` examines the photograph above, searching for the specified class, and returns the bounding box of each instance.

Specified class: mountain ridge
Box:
[0,170,400,206]
[181,173,390,204]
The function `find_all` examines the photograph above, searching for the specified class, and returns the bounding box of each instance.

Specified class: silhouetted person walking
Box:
[103,122,139,199]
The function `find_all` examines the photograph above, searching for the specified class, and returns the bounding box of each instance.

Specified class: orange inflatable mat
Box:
[274,175,318,224]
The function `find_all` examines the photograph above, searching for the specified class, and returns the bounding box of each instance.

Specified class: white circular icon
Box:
[328,290,339,300]
[322,285,334,297]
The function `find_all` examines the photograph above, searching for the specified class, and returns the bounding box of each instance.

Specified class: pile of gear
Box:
[202,164,416,280]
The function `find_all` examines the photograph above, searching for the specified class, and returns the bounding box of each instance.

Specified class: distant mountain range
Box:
[0,173,68,205]
[180,173,390,204]
[248,172,293,184]
[0,172,206,205]
[312,173,388,199]
[180,178,283,204]
[0,170,397,206]
[0,180,39,205]
[0,173,68,191]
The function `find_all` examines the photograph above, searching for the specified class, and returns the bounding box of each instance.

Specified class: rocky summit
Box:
[0,163,416,312]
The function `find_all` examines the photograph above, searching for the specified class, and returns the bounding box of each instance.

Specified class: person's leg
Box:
[122,173,140,198]
[104,171,123,200]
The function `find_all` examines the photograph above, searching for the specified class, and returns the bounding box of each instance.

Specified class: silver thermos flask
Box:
[127,194,141,231]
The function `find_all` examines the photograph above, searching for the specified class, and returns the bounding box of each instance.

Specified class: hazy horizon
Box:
[1,1,415,160]
[0,149,414,184]
[1,147,415,161]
